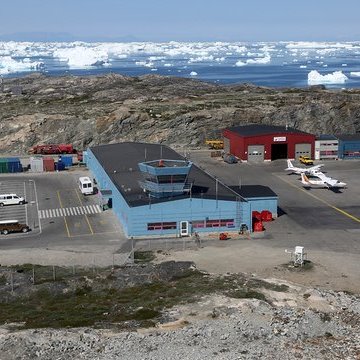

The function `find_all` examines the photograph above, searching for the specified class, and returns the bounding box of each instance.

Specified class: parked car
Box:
[223,154,238,164]
[0,194,25,206]
[78,176,94,195]
[299,155,314,165]
[0,220,29,235]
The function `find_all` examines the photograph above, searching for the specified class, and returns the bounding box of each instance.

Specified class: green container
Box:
[0,158,8,173]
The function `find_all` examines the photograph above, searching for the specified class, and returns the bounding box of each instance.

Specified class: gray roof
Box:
[90,142,244,207]
[229,185,278,199]
[226,124,312,137]
[316,134,338,141]
[336,134,360,141]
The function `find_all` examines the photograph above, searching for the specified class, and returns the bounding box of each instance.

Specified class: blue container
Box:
[7,157,22,173]
[55,161,66,171]
[59,155,73,168]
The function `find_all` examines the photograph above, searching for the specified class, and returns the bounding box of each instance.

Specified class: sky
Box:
[1,0,359,42]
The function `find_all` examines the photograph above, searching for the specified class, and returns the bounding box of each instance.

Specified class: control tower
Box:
[138,159,192,198]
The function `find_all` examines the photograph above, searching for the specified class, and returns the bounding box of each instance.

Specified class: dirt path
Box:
[155,241,360,294]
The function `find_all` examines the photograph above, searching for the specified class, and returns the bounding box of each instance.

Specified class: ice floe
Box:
[0,41,359,88]
[308,70,348,85]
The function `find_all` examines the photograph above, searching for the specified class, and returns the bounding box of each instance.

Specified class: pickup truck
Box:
[299,155,314,165]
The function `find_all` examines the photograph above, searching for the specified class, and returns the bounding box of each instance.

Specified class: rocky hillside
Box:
[0,260,359,359]
[0,73,360,154]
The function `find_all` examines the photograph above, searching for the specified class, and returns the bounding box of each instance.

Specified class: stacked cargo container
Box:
[43,157,55,172]
[29,157,44,172]
[59,155,73,168]
[0,158,23,173]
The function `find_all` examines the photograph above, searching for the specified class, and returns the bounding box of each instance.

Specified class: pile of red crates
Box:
[252,210,273,232]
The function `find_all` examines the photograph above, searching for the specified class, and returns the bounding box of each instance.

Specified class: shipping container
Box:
[59,155,73,168]
[30,157,44,173]
[43,157,55,172]
[0,158,9,173]
[6,158,22,173]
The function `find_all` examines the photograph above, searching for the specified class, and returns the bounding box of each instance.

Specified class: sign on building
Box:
[273,136,286,142]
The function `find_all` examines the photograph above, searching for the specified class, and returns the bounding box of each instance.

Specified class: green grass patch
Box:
[134,251,156,263]
[246,278,289,292]
[227,289,266,301]
[0,267,267,329]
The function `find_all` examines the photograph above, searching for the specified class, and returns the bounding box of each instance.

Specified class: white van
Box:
[78,176,94,195]
[0,194,25,206]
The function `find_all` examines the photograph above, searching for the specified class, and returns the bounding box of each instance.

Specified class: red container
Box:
[219,233,229,241]
[43,157,55,172]
[261,210,273,222]
[253,220,264,232]
[252,211,262,221]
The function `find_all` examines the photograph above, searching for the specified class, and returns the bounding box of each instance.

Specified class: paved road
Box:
[189,151,360,253]
[0,170,126,250]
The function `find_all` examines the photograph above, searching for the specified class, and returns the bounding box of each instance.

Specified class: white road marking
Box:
[38,205,103,219]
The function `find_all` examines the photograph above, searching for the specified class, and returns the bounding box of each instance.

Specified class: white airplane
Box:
[285,159,324,175]
[301,173,347,189]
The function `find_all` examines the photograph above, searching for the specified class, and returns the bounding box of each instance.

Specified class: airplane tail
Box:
[301,173,310,184]
[287,159,294,169]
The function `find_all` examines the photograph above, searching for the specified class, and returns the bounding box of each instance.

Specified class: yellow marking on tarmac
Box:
[68,230,121,238]
[75,189,94,235]
[57,190,71,238]
[275,174,360,224]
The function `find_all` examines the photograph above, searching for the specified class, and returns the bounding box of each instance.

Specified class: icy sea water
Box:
[1,41,360,88]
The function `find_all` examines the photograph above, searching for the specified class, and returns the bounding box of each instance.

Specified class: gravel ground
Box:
[0,280,359,359]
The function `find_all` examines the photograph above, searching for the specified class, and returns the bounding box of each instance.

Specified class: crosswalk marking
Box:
[39,205,102,219]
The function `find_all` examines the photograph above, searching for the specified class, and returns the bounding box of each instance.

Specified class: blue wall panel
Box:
[338,140,360,159]
[128,198,251,237]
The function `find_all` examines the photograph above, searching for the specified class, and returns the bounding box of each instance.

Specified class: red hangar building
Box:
[223,124,316,162]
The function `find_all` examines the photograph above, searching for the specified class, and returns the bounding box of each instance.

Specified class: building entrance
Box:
[271,143,288,160]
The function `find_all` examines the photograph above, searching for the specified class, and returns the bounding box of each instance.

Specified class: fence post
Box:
[53,266,56,281]
[10,270,14,294]
[32,266,35,285]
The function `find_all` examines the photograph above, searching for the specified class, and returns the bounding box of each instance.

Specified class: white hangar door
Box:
[247,145,264,162]
[223,137,230,154]
[295,143,311,158]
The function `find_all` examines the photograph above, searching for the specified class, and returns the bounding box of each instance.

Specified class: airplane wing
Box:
[316,172,345,187]
[308,164,324,172]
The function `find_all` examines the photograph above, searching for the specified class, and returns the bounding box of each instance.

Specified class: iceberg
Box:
[189,71,198,76]
[53,46,109,68]
[350,72,360,77]
[235,60,246,67]
[307,70,348,85]
[0,55,43,74]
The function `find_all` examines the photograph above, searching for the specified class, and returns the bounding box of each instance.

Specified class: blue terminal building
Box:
[86,142,278,238]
